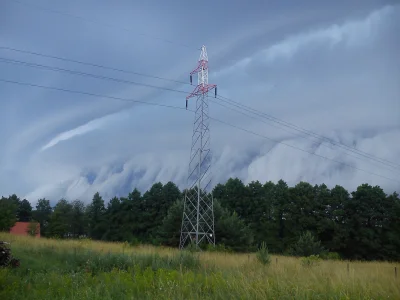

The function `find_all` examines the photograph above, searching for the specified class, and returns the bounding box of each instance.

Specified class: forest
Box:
[1,178,399,261]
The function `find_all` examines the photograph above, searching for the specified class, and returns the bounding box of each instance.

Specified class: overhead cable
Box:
[1,77,399,185]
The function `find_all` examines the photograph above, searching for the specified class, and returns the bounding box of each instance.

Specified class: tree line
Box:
[1,178,399,261]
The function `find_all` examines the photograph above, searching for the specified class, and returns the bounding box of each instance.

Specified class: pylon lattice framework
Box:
[179,45,217,249]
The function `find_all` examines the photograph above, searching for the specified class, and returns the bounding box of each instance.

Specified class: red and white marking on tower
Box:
[180,45,217,249]
[186,45,217,109]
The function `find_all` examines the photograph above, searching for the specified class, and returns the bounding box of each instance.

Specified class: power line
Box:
[6,0,198,50]
[215,96,400,171]
[211,99,400,175]
[0,57,190,95]
[2,53,398,172]
[3,2,396,170]
[0,78,190,111]
[209,114,400,185]
[216,95,400,170]
[2,49,398,171]
[0,46,190,85]
[0,77,398,184]
[217,94,400,169]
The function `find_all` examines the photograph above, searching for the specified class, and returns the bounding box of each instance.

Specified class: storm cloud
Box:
[1,0,399,205]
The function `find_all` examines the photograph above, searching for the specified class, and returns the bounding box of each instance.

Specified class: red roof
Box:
[10,222,40,237]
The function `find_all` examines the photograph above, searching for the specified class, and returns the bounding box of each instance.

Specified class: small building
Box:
[9,222,40,238]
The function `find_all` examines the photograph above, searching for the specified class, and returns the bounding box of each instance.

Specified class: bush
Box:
[26,221,39,237]
[290,231,325,257]
[301,255,321,267]
[256,242,271,265]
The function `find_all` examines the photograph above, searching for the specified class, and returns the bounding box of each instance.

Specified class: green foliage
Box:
[0,196,18,231]
[345,184,400,260]
[70,200,87,237]
[0,235,399,299]
[214,201,254,252]
[26,221,39,236]
[47,199,73,238]
[9,243,200,275]
[300,255,321,267]
[214,178,249,217]
[157,199,183,246]
[290,231,325,257]
[32,198,52,236]
[86,192,106,240]
[2,178,399,261]
[17,199,32,222]
[174,250,200,270]
[268,179,291,252]
[141,182,182,239]
[256,242,271,265]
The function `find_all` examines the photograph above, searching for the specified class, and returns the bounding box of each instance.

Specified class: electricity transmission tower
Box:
[179,45,217,249]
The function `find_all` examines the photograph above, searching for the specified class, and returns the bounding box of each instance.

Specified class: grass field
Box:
[0,233,399,299]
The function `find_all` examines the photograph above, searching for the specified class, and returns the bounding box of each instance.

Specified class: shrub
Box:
[256,242,271,265]
[301,255,321,267]
[290,231,325,257]
[26,221,39,237]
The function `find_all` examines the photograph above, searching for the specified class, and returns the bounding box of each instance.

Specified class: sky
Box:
[0,0,399,205]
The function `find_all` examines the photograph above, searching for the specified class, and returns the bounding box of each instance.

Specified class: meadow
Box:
[0,233,399,299]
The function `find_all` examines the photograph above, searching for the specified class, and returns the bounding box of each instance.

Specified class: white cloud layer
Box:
[1,1,399,204]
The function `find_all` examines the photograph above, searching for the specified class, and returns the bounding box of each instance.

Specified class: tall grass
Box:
[1,233,399,299]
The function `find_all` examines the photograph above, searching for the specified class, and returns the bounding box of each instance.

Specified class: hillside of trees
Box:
[1,178,399,261]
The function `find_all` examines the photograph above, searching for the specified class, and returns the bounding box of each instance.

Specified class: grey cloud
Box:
[1,1,399,203]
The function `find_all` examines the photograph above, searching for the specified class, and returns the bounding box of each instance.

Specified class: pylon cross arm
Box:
[186,84,217,100]
[190,60,208,75]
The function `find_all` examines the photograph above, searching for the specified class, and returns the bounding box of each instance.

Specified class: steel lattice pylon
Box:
[179,45,217,249]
